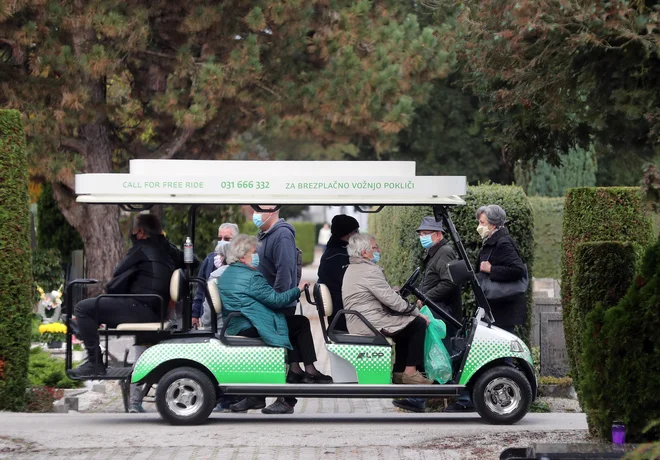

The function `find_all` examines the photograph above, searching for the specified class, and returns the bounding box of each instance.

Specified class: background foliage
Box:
[0,109,33,411]
[529,197,563,279]
[36,183,83,263]
[31,248,64,303]
[370,184,535,342]
[561,187,654,385]
[240,220,317,266]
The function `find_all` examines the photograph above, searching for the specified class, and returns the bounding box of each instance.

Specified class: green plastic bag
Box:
[420,306,452,384]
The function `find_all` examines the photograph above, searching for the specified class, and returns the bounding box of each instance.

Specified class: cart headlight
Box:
[510,340,524,353]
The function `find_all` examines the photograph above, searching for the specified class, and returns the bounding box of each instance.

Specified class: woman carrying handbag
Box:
[475,205,528,335]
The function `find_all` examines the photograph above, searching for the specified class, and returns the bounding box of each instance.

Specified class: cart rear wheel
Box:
[155,367,216,425]
[472,365,532,425]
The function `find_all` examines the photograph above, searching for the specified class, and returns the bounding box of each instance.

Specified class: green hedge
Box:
[529,197,563,279]
[371,184,535,342]
[561,187,654,383]
[36,182,83,263]
[581,237,660,442]
[240,221,316,265]
[0,110,33,411]
[570,242,639,395]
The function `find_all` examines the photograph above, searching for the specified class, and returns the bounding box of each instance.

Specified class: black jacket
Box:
[112,236,186,311]
[475,227,527,327]
[420,238,462,320]
[317,235,350,330]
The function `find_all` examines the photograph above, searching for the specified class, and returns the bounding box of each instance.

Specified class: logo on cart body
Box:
[356,352,385,360]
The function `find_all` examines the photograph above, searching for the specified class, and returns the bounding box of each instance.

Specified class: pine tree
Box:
[0,1,453,286]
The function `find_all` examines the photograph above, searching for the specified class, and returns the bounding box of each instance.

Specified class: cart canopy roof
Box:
[75,160,466,206]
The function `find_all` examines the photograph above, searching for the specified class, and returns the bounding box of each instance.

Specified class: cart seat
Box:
[115,322,172,331]
[206,278,265,347]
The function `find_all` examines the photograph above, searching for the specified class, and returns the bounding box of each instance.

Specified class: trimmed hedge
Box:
[581,237,660,442]
[529,197,563,279]
[240,221,316,265]
[0,110,33,411]
[371,184,535,342]
[570,242,639,394]
[561,187,654,383]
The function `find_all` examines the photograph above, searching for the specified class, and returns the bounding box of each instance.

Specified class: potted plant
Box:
[37,285,63,321]
[38,322,67,349]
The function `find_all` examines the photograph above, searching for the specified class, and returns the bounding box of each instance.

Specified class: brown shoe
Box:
[392,372,404,384]
[401,371,433,385]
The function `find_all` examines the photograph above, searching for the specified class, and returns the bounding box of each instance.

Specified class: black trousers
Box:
[74,297,159,351]
[392,316,427,373]
[239,315,317,365]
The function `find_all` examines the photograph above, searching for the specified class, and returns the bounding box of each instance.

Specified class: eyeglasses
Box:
[371,245,380,251]
[217,236,232,242]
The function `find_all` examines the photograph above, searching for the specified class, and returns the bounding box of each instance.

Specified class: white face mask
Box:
[477,224,492,240]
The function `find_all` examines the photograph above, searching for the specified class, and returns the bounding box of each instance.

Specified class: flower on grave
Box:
[37,285,63,311]
[38,322,67,343]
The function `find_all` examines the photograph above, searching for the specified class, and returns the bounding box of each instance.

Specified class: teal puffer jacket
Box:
[217,263,301,349]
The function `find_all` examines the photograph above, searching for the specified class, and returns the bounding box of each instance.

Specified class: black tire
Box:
[472,365,532,425]
[155,367,216,425]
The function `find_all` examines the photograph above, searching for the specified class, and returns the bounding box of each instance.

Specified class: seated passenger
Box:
[342,233,432,385]
[191,222,239,327]
[70,215,186,377]
[200,238,230,329]
[218,235,332,414]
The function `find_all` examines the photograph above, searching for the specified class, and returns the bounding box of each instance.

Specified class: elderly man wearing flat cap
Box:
[317,214,360,332]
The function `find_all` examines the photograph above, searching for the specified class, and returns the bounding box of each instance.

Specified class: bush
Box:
[561,187,654,385]
[570,242,639,394]
[240,220,316,265]
[27,347,82,389]
[31,248,64,302]
[529,197,564,279]
[24,386,64,413]
[30,314,43,342]
[0,109,33,411]
[581,237,660,442]
[36,182,83,263]
[371,184,535,342]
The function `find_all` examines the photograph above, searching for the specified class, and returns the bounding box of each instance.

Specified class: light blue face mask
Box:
[251,253,260,268]
[252,213,264,228]
[371,252,381,264]
[419,234,434,249]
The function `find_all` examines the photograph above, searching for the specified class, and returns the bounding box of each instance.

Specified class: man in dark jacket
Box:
[317,214,360,331]
[69,214,186,377]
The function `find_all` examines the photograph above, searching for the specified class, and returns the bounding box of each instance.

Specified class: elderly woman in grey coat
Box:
[342,233,431,385]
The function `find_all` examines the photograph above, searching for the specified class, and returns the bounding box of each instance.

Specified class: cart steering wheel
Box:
[399,267,421,298]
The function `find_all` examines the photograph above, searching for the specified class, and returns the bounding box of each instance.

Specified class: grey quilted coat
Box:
[342,257,419,336]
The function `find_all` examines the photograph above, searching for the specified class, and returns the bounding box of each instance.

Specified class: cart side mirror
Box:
[447,259,472,285]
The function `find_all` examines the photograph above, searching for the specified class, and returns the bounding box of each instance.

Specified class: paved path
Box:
[0,412,588,459]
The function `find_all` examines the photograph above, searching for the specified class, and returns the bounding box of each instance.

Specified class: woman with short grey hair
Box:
[343,233,432,385]
[475,204,527,335]
[225,234,258,264]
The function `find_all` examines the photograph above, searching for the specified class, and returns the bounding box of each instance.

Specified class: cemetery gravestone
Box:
[540,311,570,377]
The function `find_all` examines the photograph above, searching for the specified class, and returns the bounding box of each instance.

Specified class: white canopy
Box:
[75,160,466,205]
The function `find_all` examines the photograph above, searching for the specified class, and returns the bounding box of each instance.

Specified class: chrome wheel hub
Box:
[165,378,204,417]
[484,377,521,415]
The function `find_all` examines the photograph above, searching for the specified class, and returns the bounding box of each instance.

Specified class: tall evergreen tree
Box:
[1,1,453,287]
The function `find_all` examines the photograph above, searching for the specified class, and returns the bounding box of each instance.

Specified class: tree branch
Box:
[156,127,195,159]
[60,136,89,156]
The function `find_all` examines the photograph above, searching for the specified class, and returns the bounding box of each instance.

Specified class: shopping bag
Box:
[420,306,452,384]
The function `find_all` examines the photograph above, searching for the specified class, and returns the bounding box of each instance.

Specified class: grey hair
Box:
[218,222,239,236]
[226,234,259,264]
[347,233,375,258]
[476,204,507,228]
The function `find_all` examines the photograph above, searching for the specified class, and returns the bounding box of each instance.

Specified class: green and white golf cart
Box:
[65,159,537,426]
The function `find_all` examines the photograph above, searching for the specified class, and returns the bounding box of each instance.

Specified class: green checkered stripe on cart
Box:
[326,343,392,384]
[132,339,286,384]
[459,336,531,385]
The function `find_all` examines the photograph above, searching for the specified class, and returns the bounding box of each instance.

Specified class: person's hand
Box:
[302,282,311,291]
[480,261,492,273]
[420,314,431,326]
[416,299,423,308]
[191,317,200,328]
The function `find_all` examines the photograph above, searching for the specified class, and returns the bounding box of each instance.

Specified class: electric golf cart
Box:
[64,159,537,425]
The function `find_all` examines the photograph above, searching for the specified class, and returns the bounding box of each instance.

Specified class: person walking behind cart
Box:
[317,223,331,250]
[343,234,432,385]
[191,223,239,328]
[220,235,332,415]
[317,215,360,332]
[394,216,463,413]
[69,215,187,378]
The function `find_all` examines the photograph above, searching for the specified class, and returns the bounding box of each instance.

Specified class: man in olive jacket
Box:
[416,216,462,321]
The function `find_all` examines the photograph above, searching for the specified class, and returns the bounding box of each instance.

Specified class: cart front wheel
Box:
[155,367,216,425]
[472,365,532,425]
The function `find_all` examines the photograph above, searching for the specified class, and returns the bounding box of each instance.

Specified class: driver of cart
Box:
[218,234,333,415]
[69,214,188,378]
[191,222,239,328]
[342,233,433,385]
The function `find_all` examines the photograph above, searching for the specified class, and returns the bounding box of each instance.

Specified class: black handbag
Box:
[106,266,138,294]
[476,265,529,300]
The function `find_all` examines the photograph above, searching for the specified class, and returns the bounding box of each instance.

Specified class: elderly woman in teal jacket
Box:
[218,234,331,415]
